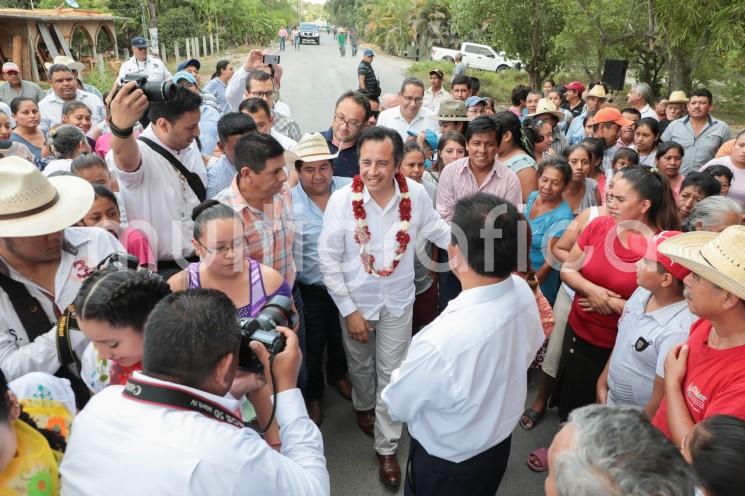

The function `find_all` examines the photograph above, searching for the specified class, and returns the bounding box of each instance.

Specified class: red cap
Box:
[628,231,691,280]
[593,107,634,127]
[565,81,585,93]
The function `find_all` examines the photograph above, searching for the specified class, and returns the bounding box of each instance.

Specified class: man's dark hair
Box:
[451,194,519,278]
[357,126,404,166]
[621,107,642,119]
[217,112,256,143]
[680,172,721,197]
[703,164,733,183]
[147,86,202,124]
[470,76,481,96]
[245,70,274,92]
[452,75,471,89]
[690,88,713,104]
[690,415,745,496]
[465,115,498,142]
[399,76,425,94]
[336,90,372,120]
[143,289,241,389]
[510,84,531,106]
[233,132,285,173]
[48,64,73,78]
[238,97,272,118]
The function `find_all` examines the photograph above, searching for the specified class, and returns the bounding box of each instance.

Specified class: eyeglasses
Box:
[370,110,381,118]
[401,96,424,104]
[197,237,245,255]
[250,90,276,99]
[334,114,363,129]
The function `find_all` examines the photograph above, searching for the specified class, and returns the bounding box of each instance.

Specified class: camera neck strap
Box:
[138,137,207,202]
[123,376,249,429]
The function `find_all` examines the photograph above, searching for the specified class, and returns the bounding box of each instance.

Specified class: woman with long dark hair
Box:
[203,60,234,113]
[492,111,538,201]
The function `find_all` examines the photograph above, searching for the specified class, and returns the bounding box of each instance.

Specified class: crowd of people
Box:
[1,32,744,496]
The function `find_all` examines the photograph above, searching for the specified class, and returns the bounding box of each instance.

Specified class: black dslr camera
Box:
[119,72,176,102]
[237,295,292,373]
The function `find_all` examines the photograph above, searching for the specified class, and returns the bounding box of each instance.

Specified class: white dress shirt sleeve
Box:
[0,324,60,381]
[319,190,358,317]
[226,66,249,112]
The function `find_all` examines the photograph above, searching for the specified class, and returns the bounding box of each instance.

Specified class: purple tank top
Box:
[186,260,268,318]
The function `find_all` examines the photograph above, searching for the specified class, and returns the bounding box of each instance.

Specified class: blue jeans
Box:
[279,36,286,51]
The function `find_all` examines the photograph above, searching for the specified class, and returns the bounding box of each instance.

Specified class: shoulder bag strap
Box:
[138,136,206,202]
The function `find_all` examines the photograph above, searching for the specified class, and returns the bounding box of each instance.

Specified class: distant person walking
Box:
[278,26,288,52]
[338,29,347,57]
[350,30,359,57]
[333,26,338,40]
[451,52,465,83]
[292,26,300,51]
[358,49,381,98]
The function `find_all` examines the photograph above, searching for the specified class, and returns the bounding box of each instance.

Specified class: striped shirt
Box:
[215,179,296,286]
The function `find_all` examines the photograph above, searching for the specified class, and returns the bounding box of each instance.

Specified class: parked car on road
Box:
[299,22,320,45]
[431,42,521,72]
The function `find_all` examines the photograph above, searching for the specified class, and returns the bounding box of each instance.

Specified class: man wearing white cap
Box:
[0,62,44,105]
[0,157,123,382]
[651,225,745,447]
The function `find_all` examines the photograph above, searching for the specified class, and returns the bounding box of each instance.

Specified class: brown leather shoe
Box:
[334,377,353,401]
[377,453,401,488]
[355,409,375,437]
[307,400,323,426]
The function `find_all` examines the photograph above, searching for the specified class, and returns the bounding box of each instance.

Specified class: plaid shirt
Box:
[273,111,302,142]
[215,179,296,286]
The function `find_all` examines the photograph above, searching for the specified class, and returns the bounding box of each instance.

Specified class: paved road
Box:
[253,33,557,495]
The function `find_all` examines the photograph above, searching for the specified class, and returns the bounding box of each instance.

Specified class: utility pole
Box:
[145,0,160,57]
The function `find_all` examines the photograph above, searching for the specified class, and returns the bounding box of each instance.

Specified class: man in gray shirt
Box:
[451,53,465,83]
[0,62,44,105]
[662,88,732,174]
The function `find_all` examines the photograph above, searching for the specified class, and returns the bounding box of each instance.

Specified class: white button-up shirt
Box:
[60,372,329,495]
[382,276,544,462]
[108,125,207,260]
[38,90,106,134]
[117,56,172,82]
[377,106,438,141]
[0,227,123,381]
[638,104,658,121]
[320,178,450,320]
[422,87,451,114]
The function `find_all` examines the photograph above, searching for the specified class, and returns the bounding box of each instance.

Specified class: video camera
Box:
[118,72,176,102]
[237,295,293,373]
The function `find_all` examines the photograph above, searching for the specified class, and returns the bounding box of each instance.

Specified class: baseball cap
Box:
[364,49,375,57]
[172,71,197,85]
[464,96,487,108]
[177,59,201,72]
[131,36,149,48]
[428,69,444,79]
[593,107,634,127]
[565,81,585,93]
[627,231,691,280]
[2,62,19,73]
[406,129,438,151]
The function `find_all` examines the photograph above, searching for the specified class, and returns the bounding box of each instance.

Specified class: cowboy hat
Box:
[292,133,339,162]
[0,157,94,238]
[526,98,565,122]
[44,55,85,72]
[437,100,470,122]
[658,225,745,300]
[668,90,688,104]
[584,85,609,100]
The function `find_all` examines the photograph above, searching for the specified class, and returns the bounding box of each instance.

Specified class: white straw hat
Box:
[668,91,689,104]
[0,157,94,237]
[658,225,745,300]
[44,55,85,72]
[292,133,339,162]
[526,98,565,121]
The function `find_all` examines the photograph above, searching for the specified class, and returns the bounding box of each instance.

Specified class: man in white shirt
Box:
[239,97,297,151]
[377,77,438,141]
[382,194,543,495]
[107,82,206,277]
[422,69,451,114]
[38,64,106,133]
[627,82,658,120]
[61,288,329,495]
[319,126,450,489]
[117,36,172,82]
[0,157,123,382]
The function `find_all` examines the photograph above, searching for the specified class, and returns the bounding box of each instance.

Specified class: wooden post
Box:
[174,41,180,64]
[96,53,105,79]
[202,36,207,57]
[160,44,167,65]
[185,38,191,60]
[195,37,200,58]
[209,34,214,55]
[216,34,220,54]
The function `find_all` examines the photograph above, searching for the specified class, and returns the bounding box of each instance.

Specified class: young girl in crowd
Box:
[78,184,154,270]
[10,96,47,164]
[581,137,608,198]
[60,101,95,150]
[684,415,745,496]
[677,172,721,223]
[76,269,172,393]
[493,111,538,201]
[561,143,601,215]
[656,141,685,197]
[611,147,640,173]
[703,164,733,197]
[42,125,89,176]
[422,131,466,207]
[0,110,35,162]
[633,117,660,167]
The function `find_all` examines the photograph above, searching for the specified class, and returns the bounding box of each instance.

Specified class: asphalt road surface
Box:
[258,33,558,495]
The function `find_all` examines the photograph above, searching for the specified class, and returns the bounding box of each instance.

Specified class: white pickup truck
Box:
[431,42,520,72]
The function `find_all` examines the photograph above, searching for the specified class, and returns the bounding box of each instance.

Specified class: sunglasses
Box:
[370,110,380,118]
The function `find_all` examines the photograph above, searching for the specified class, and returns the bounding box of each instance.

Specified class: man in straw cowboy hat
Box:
[566,82,609,145]
[0,157,122,382]
[436,100,470,135]
[291,133,353,426]
[651,225,745,446]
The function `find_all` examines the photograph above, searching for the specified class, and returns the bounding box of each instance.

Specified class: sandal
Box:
[527,447,549,472]
[520,407,545,430]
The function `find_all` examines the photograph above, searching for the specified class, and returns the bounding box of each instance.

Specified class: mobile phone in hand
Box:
[263,54,280,65]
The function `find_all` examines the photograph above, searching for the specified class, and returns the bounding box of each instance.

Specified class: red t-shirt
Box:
[567,216,642,348]
[653,318,745,439]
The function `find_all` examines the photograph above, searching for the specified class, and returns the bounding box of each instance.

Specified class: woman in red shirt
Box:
[554,166,680,421]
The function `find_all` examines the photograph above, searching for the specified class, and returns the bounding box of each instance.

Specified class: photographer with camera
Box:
[108,80,207,277]
[61,288,329,495]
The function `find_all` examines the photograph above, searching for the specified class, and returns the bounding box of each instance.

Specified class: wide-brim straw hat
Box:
[0,156,94,237]
[668,90,689,104]
[292,133,339,162]
[44,55,85,72]
[584,85,609,100]
[437,100,470,121]
[526,98,564,121]
[658,225,745,300]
